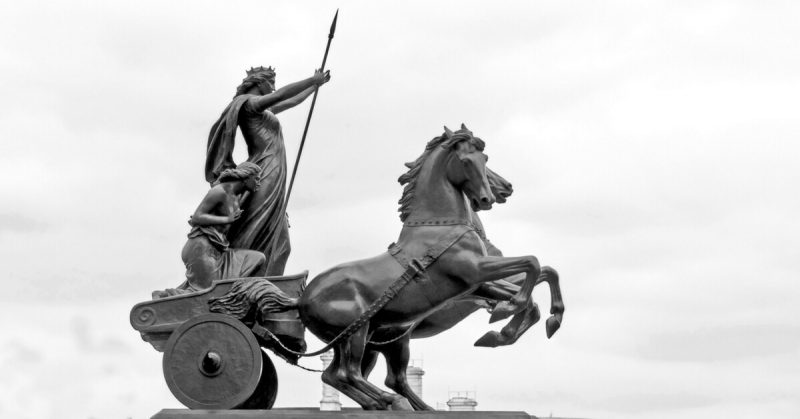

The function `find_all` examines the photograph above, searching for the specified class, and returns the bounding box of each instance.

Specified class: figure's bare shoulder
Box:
[201,184,229,204]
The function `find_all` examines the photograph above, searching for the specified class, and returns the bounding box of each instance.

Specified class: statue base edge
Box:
[152,408,534,418]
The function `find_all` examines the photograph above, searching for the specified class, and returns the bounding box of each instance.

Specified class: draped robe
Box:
[205,94,290,276]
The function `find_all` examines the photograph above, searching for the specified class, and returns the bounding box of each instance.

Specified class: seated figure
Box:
[153,162,266,299]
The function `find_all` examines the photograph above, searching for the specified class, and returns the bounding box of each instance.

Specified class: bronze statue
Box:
[133,124,565,412]
[206,66,331,276]
[295,125,565,410]
[152,162,267,298]
[130,12,566,413]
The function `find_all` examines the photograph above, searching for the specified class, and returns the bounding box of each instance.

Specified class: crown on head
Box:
[246,66,275,77]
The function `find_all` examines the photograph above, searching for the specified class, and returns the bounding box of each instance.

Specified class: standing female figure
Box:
[206,66,330,275]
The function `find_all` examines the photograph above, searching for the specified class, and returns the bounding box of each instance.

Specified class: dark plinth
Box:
[152,409,534,419]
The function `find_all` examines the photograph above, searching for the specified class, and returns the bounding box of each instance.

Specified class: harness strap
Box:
[402,217,487,240]
[252,224,475,358]
[404,218,470,227]
[389,224,475,270]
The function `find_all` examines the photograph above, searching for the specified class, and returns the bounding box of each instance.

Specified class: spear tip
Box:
[329,9,339,38]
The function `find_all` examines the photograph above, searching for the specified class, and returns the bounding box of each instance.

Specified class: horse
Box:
[358,167,563,410]
[410,166,562,347]
[297,124,565,410]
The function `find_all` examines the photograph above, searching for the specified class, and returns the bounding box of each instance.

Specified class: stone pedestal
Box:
[152,409,534,419]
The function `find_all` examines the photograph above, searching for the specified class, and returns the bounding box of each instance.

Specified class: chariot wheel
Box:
[162,313,278,409]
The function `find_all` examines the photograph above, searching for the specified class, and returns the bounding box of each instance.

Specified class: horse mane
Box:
[397,125,485,221]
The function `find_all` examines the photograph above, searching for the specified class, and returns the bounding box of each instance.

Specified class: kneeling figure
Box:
[153,162,265,298]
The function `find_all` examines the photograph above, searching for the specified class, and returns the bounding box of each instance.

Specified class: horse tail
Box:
[209,277,298,318]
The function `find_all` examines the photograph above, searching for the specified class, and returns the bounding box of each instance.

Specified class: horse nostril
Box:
[481,197,491,204]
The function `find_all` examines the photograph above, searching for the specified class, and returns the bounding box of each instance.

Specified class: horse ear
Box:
[443,126,454,138]
[404,162,414,168]
[461,123,468,130]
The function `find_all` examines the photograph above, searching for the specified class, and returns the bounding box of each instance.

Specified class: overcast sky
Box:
[1,1,799,418]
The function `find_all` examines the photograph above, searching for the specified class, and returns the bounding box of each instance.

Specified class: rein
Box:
[251,224,475,359]
[403,217,471,227]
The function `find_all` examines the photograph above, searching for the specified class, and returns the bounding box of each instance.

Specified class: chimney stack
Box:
[446,391,478,411]
[319,351,341,411]
[406,360,425,399]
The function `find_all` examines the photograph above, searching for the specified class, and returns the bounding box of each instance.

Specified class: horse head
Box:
[487,167,513,204]
[398,124,497,222]
[443,124,495,212]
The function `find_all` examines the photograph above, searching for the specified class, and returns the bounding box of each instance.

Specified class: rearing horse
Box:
[298,125,565,410]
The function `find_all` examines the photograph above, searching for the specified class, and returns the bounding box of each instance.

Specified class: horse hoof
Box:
[546,316,561,338]
[474,331,502,347]
[489,301,516,323]
[416,403,437,411]
[388,396,413,411]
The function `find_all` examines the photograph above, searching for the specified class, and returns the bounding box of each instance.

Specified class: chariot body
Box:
[129,272,308,409]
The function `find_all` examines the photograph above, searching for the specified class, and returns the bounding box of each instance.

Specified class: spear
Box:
[285,9,338,207]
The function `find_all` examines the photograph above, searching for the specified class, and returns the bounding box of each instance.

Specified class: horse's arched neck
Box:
[404,149,470,224]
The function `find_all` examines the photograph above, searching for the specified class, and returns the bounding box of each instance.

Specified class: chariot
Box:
[129,272,308,410]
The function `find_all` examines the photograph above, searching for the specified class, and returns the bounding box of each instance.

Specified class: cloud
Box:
[0,213,46,234]
[638,324,800,363]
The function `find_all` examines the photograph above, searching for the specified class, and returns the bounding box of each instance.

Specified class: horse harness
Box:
[251,222,476,358]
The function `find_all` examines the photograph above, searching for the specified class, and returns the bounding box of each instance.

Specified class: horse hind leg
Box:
[375,335,434,411]
[333,325,413,411]
[322,346,381,410]
[361,347,379,378]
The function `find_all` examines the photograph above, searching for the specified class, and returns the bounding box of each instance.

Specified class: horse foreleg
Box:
[474,278,519,301]
[377,335,435,411]
[474,301,541,347]
[538,266,565,338]
[476,255,541,323]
